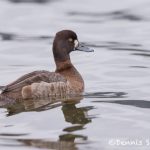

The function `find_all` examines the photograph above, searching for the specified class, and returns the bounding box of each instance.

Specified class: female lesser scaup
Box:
[0,30,93,99]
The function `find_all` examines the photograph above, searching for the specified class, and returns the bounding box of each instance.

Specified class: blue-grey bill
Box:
[75,43,94,52]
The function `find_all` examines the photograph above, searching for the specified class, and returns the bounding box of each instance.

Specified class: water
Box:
[0,0,150,149]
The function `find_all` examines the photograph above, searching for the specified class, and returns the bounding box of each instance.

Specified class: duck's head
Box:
[53,30,94,61]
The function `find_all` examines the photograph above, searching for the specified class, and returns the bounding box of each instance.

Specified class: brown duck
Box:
[0,30,93,100]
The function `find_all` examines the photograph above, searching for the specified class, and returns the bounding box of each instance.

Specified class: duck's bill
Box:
[75,43,94,52]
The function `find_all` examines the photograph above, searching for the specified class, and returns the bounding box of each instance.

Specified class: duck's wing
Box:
[2,70,66,93]
[6,70,50,87]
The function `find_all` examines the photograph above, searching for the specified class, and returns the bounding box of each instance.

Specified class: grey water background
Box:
[0,0,150,149]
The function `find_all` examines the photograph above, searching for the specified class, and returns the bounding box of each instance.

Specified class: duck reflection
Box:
[19,138,79,150]
[5,94,82,115]
[3,95,93,150]
[62,103,92,125]
[19,132,88,150]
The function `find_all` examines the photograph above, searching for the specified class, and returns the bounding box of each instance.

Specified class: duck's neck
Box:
[55,59,73,72]
[55,59,84,92]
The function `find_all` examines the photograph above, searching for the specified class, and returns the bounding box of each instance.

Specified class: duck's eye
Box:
[68,38,73,42]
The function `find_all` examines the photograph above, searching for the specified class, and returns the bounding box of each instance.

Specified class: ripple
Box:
[86,41,150,58]
[18,136,88,150]
[0,133,28,137]
[0,32,52,42]
[68,10,143,23]
[84,92,127,99]
[132,53,150,57]
[8,0,57,3]
[92,100,150,109]
[86,41,142,49]
[130,66,149,69]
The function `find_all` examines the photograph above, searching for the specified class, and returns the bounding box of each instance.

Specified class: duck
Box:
[0,30,93,100]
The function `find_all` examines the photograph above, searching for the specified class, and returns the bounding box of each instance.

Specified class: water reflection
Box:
[5,95,82,115]
[62,103,92,125]
[2,91,126,115]
[1,95,93,150]
[19,138,79,150]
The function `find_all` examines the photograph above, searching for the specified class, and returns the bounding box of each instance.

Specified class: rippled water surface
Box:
[1,0,150,149]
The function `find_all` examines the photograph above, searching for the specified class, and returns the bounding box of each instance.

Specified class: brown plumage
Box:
[0,30,93,100]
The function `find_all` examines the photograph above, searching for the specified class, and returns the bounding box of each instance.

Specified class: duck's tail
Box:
[0,86,4,89]
[0,86,15,106]
[0,86,6,94]
[0,94,15,107]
